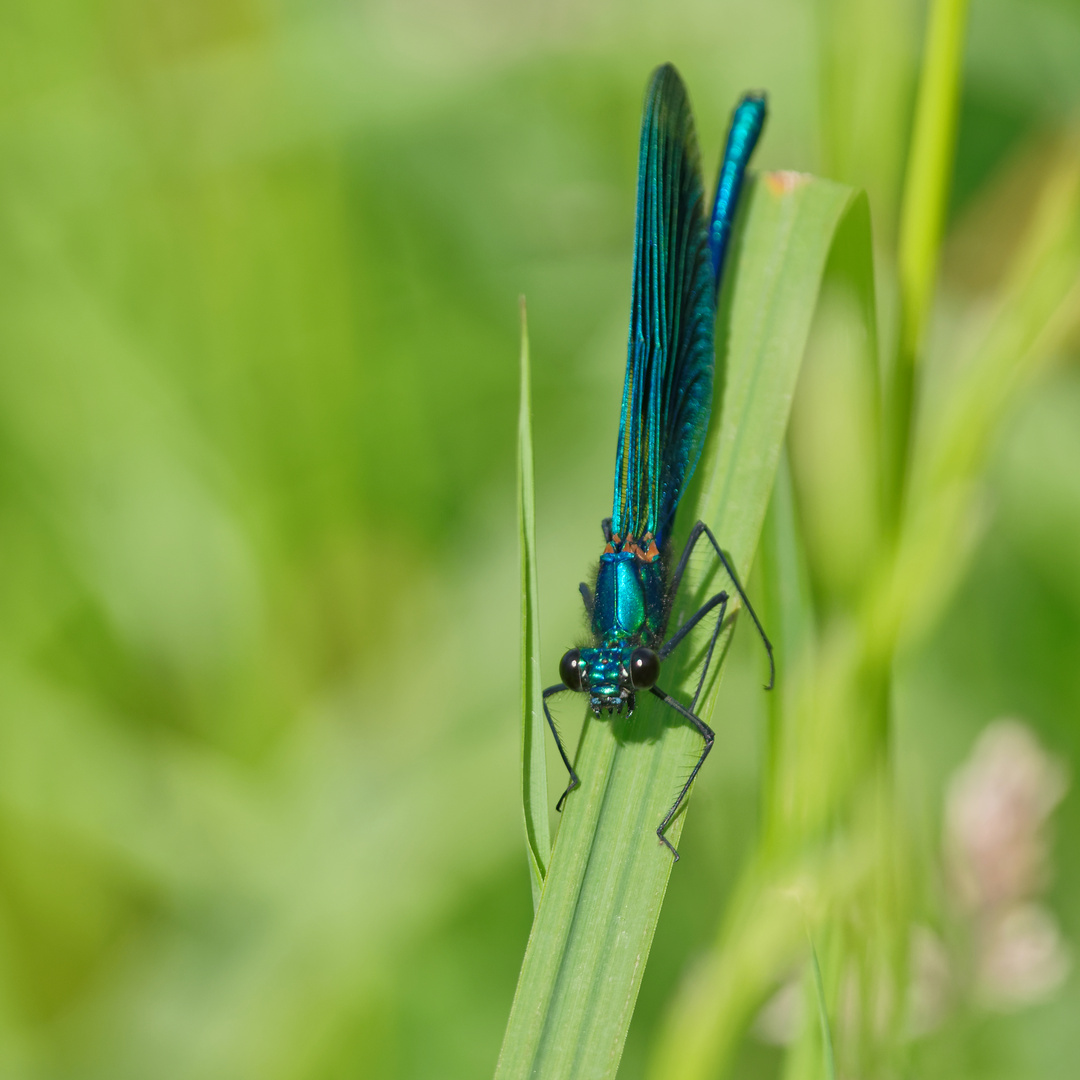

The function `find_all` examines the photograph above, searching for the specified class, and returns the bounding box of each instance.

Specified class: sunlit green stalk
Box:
[888,0,970,515]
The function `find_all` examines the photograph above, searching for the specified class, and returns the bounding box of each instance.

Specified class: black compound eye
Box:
[629,648,660,689]
[559,649,586,692]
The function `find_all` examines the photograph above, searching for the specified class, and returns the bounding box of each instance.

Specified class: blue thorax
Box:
[591,548,665,646]
[582,542,666,713]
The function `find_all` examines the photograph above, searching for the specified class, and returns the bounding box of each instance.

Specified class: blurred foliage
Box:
[0,1,1078,1079]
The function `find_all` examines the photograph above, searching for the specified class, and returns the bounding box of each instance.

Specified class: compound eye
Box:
[629,647,660,689]
[559,649,587,692]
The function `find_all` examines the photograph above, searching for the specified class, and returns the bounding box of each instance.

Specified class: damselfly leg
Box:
[649,521,774,858]
[664,520,775,694]
[542,684,580,811]
[659,590,728,711]
[648,685,714,860]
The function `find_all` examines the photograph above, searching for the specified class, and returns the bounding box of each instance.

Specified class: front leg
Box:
[543,684,580,811]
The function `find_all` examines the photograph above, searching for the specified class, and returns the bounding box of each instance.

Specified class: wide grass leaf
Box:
[496,172,869,1080]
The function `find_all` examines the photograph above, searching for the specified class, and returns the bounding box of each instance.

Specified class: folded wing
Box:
[611,64,715,548]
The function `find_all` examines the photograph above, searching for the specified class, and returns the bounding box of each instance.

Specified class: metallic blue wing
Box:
[709,93,766,284]
[611,64,714,548]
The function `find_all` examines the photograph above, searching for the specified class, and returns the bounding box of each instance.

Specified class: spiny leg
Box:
[543,684,580,811]
[664,529,730,701]
[660,591,729,711]
[649,685,714,860]
[647,526,772,859]
[660,591,726,661]
[668,520,774,690]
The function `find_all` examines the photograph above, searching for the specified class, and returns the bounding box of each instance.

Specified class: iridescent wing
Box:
[611,64,715,548]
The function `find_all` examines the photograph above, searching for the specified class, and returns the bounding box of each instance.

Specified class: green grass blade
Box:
[519,296,551,909]
[897,0,969,357]
[889,0,970,507]
[808,940,837,1080]
[496,173,864,1080]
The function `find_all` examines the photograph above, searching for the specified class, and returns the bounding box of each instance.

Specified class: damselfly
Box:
[543,64,774,860]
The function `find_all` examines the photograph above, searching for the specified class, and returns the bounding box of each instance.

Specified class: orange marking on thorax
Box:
[619,533,660,563]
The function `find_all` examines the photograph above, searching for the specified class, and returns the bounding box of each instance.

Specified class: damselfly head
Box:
[560,644,661,717]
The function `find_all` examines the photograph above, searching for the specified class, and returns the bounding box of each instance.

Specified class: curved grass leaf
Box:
[519,296,551,909]
[496,173,868,1080]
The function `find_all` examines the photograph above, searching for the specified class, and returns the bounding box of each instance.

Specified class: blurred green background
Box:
[0,0,1078,1077]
